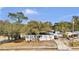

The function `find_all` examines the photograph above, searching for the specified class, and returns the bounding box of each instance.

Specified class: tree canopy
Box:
[0,12,79,40]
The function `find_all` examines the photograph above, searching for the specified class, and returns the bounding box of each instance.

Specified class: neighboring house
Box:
[66,32,78,37]
[49,31,63,38]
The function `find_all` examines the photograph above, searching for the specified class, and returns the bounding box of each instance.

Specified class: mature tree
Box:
[8,12,28,40]
[72,16,79,31]
[40,22,52,33]
[20,20,52,41]
[24,21,52,34]
[0,20,10,35]
[54,21,72,32]
[8,12,28,24]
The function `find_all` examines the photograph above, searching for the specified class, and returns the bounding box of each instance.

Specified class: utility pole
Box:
[72,17,75,38]
[72,19,74,32]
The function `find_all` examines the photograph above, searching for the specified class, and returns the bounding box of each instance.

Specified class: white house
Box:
[39,35,54,41]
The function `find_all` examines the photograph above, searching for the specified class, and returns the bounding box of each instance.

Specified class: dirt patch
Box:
[0,40,56,50]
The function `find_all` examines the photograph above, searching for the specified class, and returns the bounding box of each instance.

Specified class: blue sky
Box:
[0,7,79,24]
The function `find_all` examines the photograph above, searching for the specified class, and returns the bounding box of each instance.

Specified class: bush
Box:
[63,33,67,38]
[70,41,79,47]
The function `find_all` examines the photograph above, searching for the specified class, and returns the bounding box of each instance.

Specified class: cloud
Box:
[24,9,38,14]
[0,7,3,10]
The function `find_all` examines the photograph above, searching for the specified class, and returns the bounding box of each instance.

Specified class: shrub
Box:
[63,33,67,38]
[70,41,79,47]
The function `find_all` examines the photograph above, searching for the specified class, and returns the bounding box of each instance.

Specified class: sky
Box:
[0,7,79,24]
